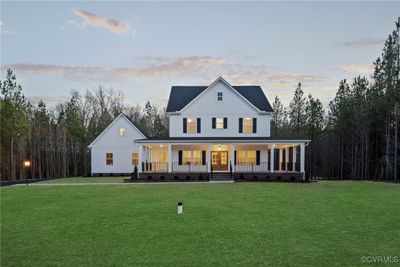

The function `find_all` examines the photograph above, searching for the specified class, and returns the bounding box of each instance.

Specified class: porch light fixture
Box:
[177,202,183,214]
[217,145,221,151]
[160,144,163,148]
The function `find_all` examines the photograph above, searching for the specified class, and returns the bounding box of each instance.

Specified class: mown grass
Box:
[36,177,125,184]
[1,181,399,266]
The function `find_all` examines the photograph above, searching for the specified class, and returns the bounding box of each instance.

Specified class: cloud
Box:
[71,9,134,35]
[1,56,227,81]
[0,20,15,35]
[336,38,385,47]
[339,64,374,74]
[28,96,70,107]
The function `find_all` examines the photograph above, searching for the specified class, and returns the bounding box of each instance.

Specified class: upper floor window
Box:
[217,92,223,101]
[106,153,113,165]
[216,118,224,129]
[239,117,257,133]
[183,118,201,133]
[212,117,227,129]
[187,118,197,133]
[119,128,125,136]
[243,118,253,133]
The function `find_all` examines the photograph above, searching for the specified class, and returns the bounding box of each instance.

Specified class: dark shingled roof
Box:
[166,85,273,112]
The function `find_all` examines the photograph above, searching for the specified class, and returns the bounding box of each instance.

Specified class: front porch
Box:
[136,139,307,182]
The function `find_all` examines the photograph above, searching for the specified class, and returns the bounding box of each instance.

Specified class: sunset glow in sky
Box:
[1,1,399,108]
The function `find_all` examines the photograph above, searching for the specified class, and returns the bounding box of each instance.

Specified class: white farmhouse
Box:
[89,77,310,181]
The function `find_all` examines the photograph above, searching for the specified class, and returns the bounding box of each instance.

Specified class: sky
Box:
[1,1,399,109]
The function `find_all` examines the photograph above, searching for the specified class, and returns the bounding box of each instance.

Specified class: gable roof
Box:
[166,78,273,113]
[88,113,148,148]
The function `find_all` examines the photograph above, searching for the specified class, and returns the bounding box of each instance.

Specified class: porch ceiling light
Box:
[218,145,221,151]
[160,144,163,148]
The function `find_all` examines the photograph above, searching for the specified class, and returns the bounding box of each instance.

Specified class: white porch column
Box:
[300,143,305,180]
[231,144,235,173]
[285,147,289,172]
[270,145,275,172]
[279,148,283,171]
[207,144,211,173]
[168,144,172,173]
[138,144,144,172]
[292,145,297,172]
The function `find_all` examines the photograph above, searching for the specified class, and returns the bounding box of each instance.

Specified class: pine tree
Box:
[288,83,306,137]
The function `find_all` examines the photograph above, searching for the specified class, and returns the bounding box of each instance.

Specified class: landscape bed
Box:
[1,181,399,266]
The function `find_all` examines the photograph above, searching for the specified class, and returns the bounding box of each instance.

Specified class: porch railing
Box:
[142,162,168,173]
[172,162,207,173]
[235,162,269,173]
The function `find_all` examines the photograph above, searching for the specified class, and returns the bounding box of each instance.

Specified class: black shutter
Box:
[197,118,201,133]
[202,151,206,165]
[223,117,228,129]
[239,118,243,133]
[178,150,183,165]
[183,118,187,133]
[253,118,257,133]
[212,118,216,129]
[234,150,237,165]
[256,150,260,165]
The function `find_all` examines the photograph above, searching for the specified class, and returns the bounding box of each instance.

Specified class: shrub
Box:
[131,165,138,180]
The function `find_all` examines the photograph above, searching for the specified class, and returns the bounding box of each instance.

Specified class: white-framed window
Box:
[132,153,138,166]
[243,118,253,133]
[106,153,113,165]
[119,128,126,136]
[182,151,202,165]
[216,118,224,129]
[187,118,197,133]
[237,151,256,164]
[217,92,223,101]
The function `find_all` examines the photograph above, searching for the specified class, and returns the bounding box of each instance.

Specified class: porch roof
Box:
[135,136,310,144]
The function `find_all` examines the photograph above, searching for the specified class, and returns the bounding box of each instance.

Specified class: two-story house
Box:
[89,77,310,181]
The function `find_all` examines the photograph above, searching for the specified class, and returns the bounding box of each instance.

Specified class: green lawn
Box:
[36,176,125,184]
[1,181,399,266]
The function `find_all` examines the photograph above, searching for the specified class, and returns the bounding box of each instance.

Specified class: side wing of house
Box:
[169,78,272,137]
[88,114,146,175]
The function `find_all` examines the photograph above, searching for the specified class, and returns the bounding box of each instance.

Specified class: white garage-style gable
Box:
[88,114,147,175]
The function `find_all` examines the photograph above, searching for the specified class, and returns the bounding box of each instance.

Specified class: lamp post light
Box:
[23,160,31,183]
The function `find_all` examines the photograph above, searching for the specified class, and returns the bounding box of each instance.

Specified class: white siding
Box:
[89,115,145,174]
[169,80,271,137]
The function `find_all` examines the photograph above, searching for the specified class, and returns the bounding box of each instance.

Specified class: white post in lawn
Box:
[285,147,289,172]
[138,144,144,173]
[292,145,297,172]
[270,145,275,172]
[207,144,211,173]
[168,144,172,173]
[231,144,235,173]
[300,143,305,180]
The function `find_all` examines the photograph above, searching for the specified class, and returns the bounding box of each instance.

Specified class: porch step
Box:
[211,173,233,181]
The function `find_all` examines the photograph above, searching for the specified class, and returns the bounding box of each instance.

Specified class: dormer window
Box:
[217,92,223,102]
[119,128,126,136]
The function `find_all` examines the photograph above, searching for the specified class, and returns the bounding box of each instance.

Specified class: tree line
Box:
[0,78,168,181]
[272,19,399,181]
[1,19,398,181]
